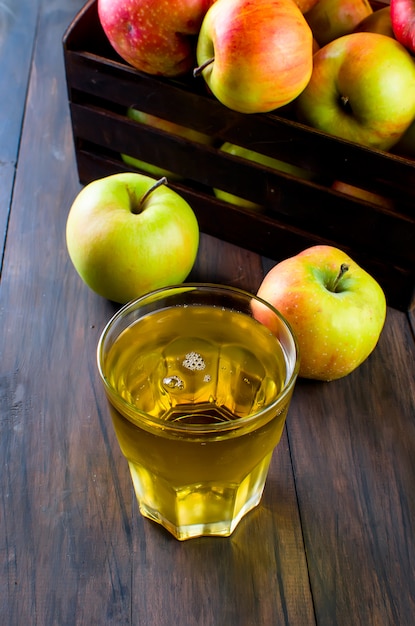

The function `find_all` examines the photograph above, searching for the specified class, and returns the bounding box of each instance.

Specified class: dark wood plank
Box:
[287,308,415,625]
[0,0,39,162]
[0,163,14,252]
[0,1,135,623]
[409,309,415,336]
[0,0,39,262]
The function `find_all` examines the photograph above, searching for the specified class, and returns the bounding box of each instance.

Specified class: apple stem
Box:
[138,176,168,211]
[332,263,349,292]
[340,94,352,114]
[193,57,214,78]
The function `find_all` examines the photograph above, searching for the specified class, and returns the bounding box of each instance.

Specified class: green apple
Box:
[253,245,386,381]
[121,106,213,181]
[295,32,415,151]
[213,142,316,210]
[304,0,373,46]
[353,6,395,38]
[194,0,313,113]
[66,173,199,304]
[97,0,215,76]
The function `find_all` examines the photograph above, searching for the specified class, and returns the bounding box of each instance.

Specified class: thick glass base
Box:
[128,453,272,540]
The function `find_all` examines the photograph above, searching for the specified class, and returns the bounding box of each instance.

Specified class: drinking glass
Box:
[97,283,299,540]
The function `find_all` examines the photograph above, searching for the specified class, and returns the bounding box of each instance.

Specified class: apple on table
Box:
[97,0,215,76]
[253,245,386,381]
[194,0,313,113]
[66,173,199,304]
[295,32,415,151]
[121,106,214,181]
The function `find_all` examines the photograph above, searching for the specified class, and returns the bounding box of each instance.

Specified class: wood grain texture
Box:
[409,309,415,336]
[287,308,415,625]
[1,0,414,624]
[0,0,39,265]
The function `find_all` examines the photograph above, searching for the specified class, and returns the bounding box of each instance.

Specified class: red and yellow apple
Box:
[194,0,313,113]
[97,0,215,76]
[253,245,387,381]
[391,0,415,54]
[121,106,213,180]
[304,0,373,46]
[66,173,199,303]
[295,32,415,151]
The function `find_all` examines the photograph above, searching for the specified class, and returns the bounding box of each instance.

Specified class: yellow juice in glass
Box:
[98,285,298,540]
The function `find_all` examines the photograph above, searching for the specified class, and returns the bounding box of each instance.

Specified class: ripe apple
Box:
[390,0,415,54]
[213,142,316,210]
[295,32,415,151]
[97,0,215,76]
[331,180,394,210]
[194,0,313,113]
[253,245,387,381]
[293,0,320,13]
[121,106,213,180]
[66,173,199,303]
[354,6,395,38]
[304,0,373,46]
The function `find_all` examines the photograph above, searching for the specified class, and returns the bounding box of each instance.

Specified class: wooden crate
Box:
[63,0,415,311]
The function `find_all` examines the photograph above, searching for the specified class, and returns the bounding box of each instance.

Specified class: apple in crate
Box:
[390,0,415,54]
[97,0,215,76]
[213,142,316,210]
[194,0,313,113]
[254,245,386,381]
[66,174,199,304]
[293,0,320,13]
[354,6,395,38]
[121,106,213,180]
[331,180,394,210]
[304,0,373,46]
[296,32,415,151]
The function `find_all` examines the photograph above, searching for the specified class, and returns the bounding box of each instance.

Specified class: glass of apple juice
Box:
[97,283,299,540]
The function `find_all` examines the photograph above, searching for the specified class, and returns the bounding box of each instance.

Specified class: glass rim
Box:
[96,282,300,433]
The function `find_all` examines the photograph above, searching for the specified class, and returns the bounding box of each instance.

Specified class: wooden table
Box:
[1,1,414,624]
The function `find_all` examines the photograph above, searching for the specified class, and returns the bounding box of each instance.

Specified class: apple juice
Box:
[101,303,294,539]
